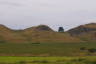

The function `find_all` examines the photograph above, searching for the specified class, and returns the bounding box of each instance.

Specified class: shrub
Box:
[88,48,96,53]
[58,27,64,32]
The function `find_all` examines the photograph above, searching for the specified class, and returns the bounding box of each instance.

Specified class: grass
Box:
[0,42,96,64]
[0,42,96,56]
[0,56,96,64]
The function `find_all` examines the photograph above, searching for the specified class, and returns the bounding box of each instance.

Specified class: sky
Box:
[0,0,96,31]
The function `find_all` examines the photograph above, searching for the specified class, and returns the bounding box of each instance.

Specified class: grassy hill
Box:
[0,25,28,43]
[68,23,96,42]
[0,23,96,56]
[0,23,96,43]
[0,24,82,43]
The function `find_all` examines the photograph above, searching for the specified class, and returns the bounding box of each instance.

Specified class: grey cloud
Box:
[0,2,23,6]
[0,0,96,31]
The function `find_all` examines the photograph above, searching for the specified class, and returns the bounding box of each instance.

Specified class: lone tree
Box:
[58,27,64,32]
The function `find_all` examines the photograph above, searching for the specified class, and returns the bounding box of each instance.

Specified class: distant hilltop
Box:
[0,23,96,43]
[24,25,54,31]
[68,23,96,35]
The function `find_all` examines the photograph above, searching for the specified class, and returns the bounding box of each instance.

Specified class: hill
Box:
[1,23,96,43]
[0,24,81,43]
[68,23,96,41]
[0,24,28,43]
[0,23,96,56]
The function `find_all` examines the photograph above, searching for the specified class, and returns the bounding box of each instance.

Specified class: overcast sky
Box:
[0,0,96,31]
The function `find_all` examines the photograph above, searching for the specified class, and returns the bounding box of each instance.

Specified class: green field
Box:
[0,42,96,56]
[0,56,96,64]
[0,42,96,64]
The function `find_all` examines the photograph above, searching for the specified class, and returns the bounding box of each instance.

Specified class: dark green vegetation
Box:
[0,42,96,56]
[0,56,96,64]
[58,27,64,32]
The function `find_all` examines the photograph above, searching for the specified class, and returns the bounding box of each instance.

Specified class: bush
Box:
[58,27,64,32]
[88,48,96,53]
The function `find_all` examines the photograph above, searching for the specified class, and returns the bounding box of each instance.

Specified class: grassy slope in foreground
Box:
[0,56,96,64]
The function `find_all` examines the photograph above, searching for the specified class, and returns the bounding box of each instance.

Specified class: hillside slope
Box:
[0,25,82,43]
[0,25,28,43]
[68,23,96,41]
